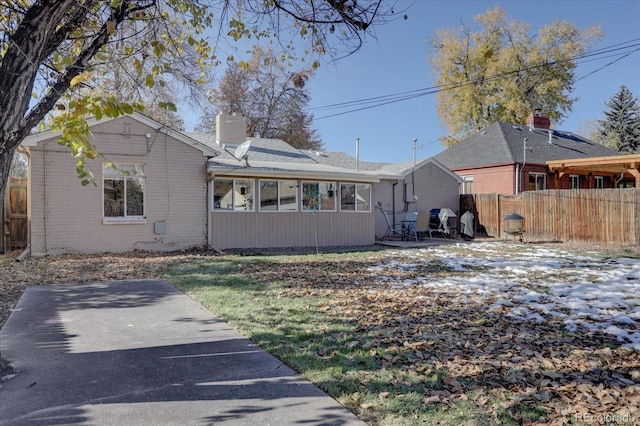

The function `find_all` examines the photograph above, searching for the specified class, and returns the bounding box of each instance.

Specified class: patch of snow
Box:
[373,241,640,350]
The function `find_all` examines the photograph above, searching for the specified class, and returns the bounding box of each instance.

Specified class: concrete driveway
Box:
[0,280,366,425]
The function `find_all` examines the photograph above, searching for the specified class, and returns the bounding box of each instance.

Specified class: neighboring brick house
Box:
[434,113,623,195]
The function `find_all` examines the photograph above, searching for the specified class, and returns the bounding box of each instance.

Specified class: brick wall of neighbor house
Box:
[521,165,549,190]
[29,118,209,255]
[454,165,516,194]
[551,173,620,189]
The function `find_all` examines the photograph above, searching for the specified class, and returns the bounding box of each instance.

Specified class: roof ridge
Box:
[496,122,517,162]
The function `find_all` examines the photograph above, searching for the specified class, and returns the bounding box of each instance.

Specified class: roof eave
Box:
[208,164,380,183]
[21,112,219,157]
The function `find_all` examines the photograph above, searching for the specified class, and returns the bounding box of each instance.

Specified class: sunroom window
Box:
[340,183,371,212]
[213,178,254,211]
[259,180,298,211]
[301,181,336,211]
[103,163,144,218]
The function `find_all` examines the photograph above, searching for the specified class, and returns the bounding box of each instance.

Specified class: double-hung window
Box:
[460,176,474,194]
[103,163,145,219]
[301,181,336,211]
[340,183,371,212]
[570,175,580,189]
[259,180,298,211]
[528,173,546,191]
[213,178,255,211]
[594,176,604,189]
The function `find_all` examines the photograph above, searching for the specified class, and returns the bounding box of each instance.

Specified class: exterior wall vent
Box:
[154,220,167,234]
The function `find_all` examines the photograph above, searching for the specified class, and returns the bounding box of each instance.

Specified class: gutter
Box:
[208,166,381,183]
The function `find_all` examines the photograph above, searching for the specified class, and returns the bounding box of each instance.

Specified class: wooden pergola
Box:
[546,154,640,188]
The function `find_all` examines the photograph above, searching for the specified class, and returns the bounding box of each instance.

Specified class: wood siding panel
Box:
[210,211,375,250]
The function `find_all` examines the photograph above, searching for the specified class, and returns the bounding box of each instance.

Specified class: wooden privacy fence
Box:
[461,189,640,244]
[2,177,28,253]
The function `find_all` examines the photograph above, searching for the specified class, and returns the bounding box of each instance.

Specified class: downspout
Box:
[43,143,48,253]
[515,164,520,194]
[15,246,30,262]
[392,181,398,228]
[615,172,624,187]
[205,165,211,247]
[206,168,225,255]
[521,138,528,194]
[412,138,417,199]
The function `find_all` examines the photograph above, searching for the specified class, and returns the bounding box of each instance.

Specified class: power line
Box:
[309,38,640,120]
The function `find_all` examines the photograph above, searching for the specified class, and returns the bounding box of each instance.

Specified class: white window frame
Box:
[460,176,474,194]
[301,181,337,212]
[339,183,371,212]
[570,175,580,189]
[213,178,255,211]
[529,173,546,191]
[258,180,298,212]
[594,176,604,189]
[103,163,145,223]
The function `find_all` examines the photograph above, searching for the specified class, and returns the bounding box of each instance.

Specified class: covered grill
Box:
[503,212,524,242]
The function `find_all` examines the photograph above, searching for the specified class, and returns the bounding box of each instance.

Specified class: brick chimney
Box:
[526,110,551,130]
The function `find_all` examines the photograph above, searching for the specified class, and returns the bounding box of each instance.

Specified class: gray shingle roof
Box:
[434,122,620,170]
[306,150,424,176]
[185,131,455,180]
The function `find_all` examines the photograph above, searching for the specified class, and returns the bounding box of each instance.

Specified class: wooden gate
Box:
[3,177,28,253]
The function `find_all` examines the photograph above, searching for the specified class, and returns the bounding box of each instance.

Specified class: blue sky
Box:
[184,1,640,164]
[305,0,640,163]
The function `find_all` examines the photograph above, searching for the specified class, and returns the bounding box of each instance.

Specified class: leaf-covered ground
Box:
[1,242,640,424]
[237,243,640,424]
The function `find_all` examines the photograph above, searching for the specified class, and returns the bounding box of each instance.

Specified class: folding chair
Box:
[380,208,404,240]
[413,213,434,242]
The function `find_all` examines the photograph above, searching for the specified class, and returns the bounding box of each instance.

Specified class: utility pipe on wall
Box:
[392,181,398,227]
[521,138,528,194]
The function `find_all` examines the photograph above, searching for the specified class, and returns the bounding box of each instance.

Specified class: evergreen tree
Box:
[597,86,640,153]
